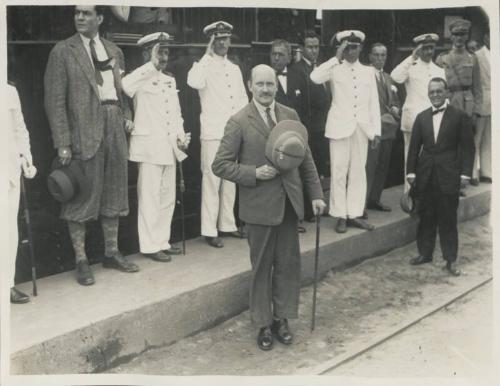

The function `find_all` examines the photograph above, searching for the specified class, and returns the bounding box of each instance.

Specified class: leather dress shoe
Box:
[10,287,30,304]
[336,218,347,233]
[459,190,466,197]
[257,326,274,351]
[163,246,183,255]
[367,201,392,212]
[206,236,223,248]
[75,260,95,286]
[220,230,246,238]
[103,252,140,272]
[143,251,172,262]
[297,225,306,233]
[446,262,461,276]
[409,255,433,265]
[271,318,293,345]
[361,210,368,220]
[469,178,479,186]
[480,176,492,183]
[347,218,375,231]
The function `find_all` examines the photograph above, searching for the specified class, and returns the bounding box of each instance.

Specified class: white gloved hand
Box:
[21,155,37,179]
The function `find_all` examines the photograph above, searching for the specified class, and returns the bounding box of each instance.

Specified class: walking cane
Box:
[178,161,186,255]
[20,177,38,296]
[311,211,321,331]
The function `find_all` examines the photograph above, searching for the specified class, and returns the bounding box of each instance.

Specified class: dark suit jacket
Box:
[275,66,304,117]
[376,69,400,140]
[44,33,130,160]
[407,105,474,195]
[212,101,324,226]
[291,59,331,134]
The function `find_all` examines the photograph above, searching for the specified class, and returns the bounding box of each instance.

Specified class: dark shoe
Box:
[361,210,368,220]
[459,190,466,197]
[257,326,274,351]
[480,176,492,183]
[10,287,30,304]
[336,218,347,233]
[75,260,95,286]
[220,230,246,238]
[297,226,306,233]
[143,251,172,263]
[446,262,461,276]
[347,218,375,231]
[409,255,433,265]
[305,216,316,223]
[469,178,479,187]
[205,236,223,248]
[103,252,140,272]
[367,201,392,212]
[163,246,183,255]
[271,318,293,345]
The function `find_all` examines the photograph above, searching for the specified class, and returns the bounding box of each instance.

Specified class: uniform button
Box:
[226,74,229,77]
[354,114,357,117]
[228,84,231,88]
[353,76,356,79]
[355,95,358,98]
[354,105,357,108]
[354,86,357,89]
[230,96,233,99]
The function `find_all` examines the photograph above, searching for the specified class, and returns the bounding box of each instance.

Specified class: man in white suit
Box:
[123,32,190,262]
[311,30,380,233]
[187,21,248,248]
[8,83,37,303]
[391,33,445,192]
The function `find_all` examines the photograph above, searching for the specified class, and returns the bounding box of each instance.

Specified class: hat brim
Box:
[265,120,309,172]
[48,159,91,204]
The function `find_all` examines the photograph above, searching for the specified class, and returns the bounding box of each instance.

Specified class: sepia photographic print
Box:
[1,0,497,385]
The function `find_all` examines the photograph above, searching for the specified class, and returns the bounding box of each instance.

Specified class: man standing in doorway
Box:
[44,5,138,286]
[187,21,248,248]
[391,33,445,193]
[311,30,380,234]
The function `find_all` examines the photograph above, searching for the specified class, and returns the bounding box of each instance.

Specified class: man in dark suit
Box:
[44,5,138,286]
[292,30,331,179]
[406,77,474,276]
[365,43,400,215]
[212,64,326,350]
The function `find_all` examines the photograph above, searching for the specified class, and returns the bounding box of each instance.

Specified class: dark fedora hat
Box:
[265,120,308,172]
[400,184,418,215]
[47,159,90,203]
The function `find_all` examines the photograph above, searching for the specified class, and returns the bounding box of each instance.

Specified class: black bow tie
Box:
[276,70,287,76]
[432,107,446,115]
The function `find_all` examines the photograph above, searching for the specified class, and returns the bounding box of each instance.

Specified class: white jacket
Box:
[311,57,380,140]
[123,62,186,165]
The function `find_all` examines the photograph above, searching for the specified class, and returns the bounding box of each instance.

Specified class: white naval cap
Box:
[203,20,233,38]
[413,33,439,46]
[137,32,173,48]
[336,30,366,45]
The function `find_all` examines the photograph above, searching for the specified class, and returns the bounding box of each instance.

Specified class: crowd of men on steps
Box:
[8,6,491,349]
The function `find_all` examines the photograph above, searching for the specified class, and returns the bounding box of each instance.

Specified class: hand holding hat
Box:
[256,164,279,180]
[21,155,37,179]
[58,146,72,166]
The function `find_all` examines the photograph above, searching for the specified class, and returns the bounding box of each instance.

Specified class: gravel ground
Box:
[108,215,492,376]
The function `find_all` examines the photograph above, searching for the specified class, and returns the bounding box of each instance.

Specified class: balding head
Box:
[248,64,277,106]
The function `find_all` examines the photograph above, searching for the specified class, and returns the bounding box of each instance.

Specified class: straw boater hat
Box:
[265,120,308,172]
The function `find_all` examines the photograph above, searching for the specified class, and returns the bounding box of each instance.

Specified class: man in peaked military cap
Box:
[311,30,380,234]
[122,32,191,263]
[391,33,445,193]
[187,21,248,248]
[436,19,482,186]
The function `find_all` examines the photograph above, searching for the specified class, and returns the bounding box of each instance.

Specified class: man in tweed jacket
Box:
[44,5,138,286]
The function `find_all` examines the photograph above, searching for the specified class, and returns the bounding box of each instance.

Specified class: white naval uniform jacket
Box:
[310,57,381,140]
[8,84,32,186]
[391,55,445,133]
[187,54,248,140]
[122,62,186,165]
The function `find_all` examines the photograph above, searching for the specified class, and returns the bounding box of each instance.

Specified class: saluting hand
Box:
[336,40,348,62]
[151,43,160,69]
[205,35,215,57]
[256,164,279,180]
[412,44,423,60]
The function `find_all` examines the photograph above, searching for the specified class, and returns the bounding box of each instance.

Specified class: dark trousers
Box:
[246,199,301,328]
[417,171,459,262]
[309,130,330,178]
[366,137,393,204]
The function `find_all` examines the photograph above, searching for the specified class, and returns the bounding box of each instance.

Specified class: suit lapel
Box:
[68,34,100,98]
[423,108,435,145]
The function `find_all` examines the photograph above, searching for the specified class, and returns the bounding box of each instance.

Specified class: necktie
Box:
[379,70,385,86]
[89,39,104,86]
[432,107,446,115]
[265,107,276,129]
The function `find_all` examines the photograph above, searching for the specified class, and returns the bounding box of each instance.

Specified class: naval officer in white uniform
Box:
[391,33,445,192]
[187,21,249,248]
[122,32,190,262]
[311,30,380,234]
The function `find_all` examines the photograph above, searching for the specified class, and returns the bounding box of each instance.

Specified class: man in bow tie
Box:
[406,77,474,276]
[44,5,137,286]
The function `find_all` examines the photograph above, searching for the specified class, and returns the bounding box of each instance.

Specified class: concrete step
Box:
[10,184,491,374]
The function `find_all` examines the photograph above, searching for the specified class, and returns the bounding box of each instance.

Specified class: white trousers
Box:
[403,131,412,193]
[137,163,176,253]
[201,139,237,237]
[474,116,491,179]
[329,127,368,219]
[9,180,20,288]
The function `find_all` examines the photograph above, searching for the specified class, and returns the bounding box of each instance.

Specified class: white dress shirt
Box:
[253,99,277,125]
[187,54,248,140]
[310,57,381,140]
[123,62,186,165]
[391,55,445,133]
[79,33,118,101]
